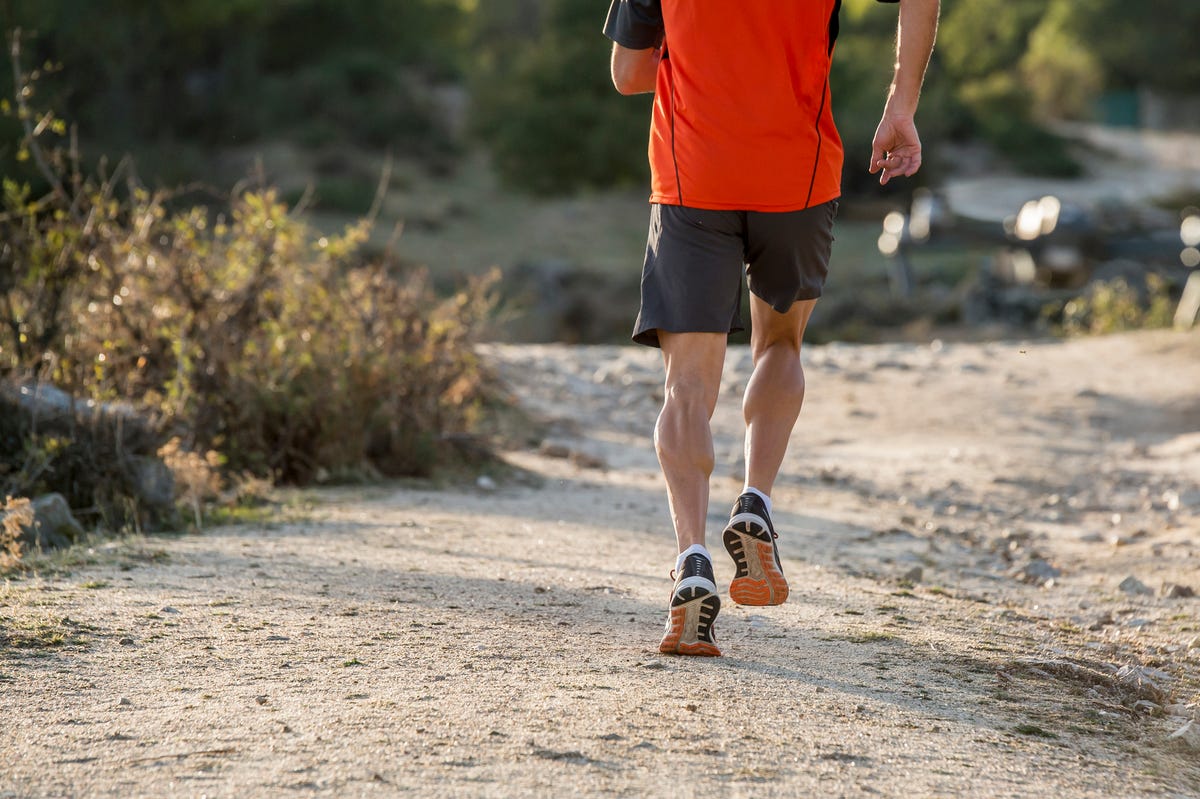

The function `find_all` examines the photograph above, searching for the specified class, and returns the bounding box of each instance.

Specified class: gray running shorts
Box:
[632,200,837,348]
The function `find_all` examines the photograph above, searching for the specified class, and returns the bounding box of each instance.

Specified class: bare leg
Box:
[742,296,817,494]
[655,331,727,553]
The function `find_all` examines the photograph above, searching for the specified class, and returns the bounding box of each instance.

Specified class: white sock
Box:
[675,543,711,574]
[742,485,772,515]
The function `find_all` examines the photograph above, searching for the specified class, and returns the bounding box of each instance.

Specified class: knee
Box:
[662,376,718,414]
[654,385,715,464]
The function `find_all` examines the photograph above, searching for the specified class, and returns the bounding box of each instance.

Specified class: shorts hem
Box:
[632,322,747,349]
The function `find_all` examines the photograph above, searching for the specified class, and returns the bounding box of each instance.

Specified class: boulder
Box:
[19,494,85,551]
[130,456,176,510]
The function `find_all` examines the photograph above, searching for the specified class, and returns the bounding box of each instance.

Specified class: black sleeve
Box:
[603,0,664,50]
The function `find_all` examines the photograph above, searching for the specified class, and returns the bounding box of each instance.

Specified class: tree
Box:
[468,0,652,194]
[1067,0,1200,93]
[1019,1,1102,120]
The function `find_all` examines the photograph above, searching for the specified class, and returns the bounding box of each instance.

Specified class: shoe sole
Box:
[723,513,789,606]
[659,581,721,657]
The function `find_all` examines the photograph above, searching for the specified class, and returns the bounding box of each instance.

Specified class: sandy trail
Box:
[2,331,1199,797]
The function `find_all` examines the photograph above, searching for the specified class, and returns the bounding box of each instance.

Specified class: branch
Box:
[8,29,81,223]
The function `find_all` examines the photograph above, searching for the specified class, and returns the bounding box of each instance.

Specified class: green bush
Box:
[1055,276,1175,336]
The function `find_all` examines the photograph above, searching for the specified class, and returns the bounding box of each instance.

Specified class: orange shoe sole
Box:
[658,603,721,657]
[725,535,789,606]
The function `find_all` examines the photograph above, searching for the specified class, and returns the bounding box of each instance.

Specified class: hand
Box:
[869,113,922,186]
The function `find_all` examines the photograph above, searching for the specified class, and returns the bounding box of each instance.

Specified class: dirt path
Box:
[3,331,1199,797]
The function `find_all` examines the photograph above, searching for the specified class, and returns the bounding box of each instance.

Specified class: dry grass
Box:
[1006,657,1175,715]
[1,497,33,570]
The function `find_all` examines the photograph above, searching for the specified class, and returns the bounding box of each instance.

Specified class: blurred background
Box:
[3,0,1200,531]
[2,0,1199,344]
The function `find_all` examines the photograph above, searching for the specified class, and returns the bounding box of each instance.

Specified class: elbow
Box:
[610,46,657,95]
[611,66,642,96]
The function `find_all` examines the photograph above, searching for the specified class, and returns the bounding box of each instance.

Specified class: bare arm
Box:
[869,0,940,185]
[611,43,660,95]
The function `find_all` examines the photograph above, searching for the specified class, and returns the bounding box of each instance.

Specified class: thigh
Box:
[633,204,748,347]
[744,200,837,313]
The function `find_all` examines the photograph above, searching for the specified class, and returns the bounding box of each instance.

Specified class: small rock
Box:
[1168,720,1200,751]
[1118,576,1154,596]
[118,637,135,646]
[118,698,131,706]
[160,606,180,614]
[533,586,549,594]
[569,451,608,470]
[1012,559,1061,585]
[1087,612,1115,631]
[475,475,497,492]
[901,566,924,583]
[1166,704,1198,720]
[537,442,572,459]
[255,695,268,706]
[1161,583,1197,599]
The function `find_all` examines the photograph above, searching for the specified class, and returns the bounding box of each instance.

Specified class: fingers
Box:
[870,114,922,183]
[874,151,922,185]
[869,142,886,175]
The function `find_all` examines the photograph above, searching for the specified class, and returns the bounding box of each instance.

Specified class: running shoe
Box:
[658,552,721,657]
[722,492,789,606]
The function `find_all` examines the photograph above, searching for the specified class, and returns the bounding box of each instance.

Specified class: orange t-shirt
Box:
[606,1,852,212]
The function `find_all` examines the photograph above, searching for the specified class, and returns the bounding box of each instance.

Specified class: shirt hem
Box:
[649,188,842,213]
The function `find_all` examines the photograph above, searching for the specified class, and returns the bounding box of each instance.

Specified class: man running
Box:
[603,0,939,656]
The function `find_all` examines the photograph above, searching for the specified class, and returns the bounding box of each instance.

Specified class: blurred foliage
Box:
[1,48,500,530]
[468,0,653,194]
[1054,276,1176,336]
[1069,0,1200,93]
[0,0,466,181]
[2,1,1199,191]
[1019,3,1103,120]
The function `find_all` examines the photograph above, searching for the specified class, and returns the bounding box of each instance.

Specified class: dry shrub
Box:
[1,496,33,569]
[1,33,500,530]
[157,437,222,526]
[3,176,498,494]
